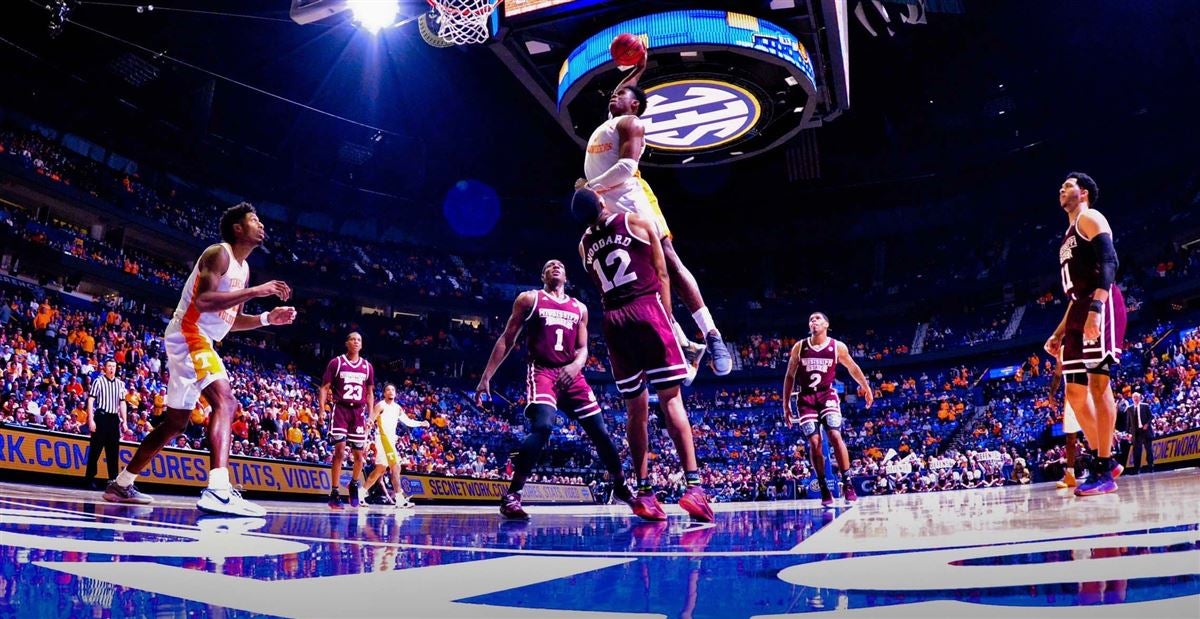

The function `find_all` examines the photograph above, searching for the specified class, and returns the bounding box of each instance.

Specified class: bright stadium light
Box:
[348,0,399,34]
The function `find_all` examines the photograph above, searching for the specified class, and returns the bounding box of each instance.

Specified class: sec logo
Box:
[642,79,761,151]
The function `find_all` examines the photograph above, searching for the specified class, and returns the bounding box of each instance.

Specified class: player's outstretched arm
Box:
[192,244,291,313]
[612,55,647,97]
[476,292,534,405]
[836,341,873,408]
[782,342,802,425]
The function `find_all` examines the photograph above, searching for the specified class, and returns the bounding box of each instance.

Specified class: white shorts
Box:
[604,177,671,239]
[164,322,228,410]
[1062,400,1081,434]
[373,433,402,466]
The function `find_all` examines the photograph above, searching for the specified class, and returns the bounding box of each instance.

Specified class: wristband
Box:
[260,312,271,326]
[1088,300,1104,314]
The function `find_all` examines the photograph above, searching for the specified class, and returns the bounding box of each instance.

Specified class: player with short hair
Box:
[364,382,428,508]
[320,332,376,508]
[1044,172,1126,496]
[476,259,634,520]
[103,203,296,517]
[579,55,731,383]
[782,312,873,507]
[573,187,713,522]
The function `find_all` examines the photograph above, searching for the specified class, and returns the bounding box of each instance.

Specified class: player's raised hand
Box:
[254,280,291,301]
[267,306,297,325]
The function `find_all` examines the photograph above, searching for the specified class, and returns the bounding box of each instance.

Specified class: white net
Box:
[426,0,502,45]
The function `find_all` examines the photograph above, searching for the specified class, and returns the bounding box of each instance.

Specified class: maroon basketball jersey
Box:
[323,355,374,408]
[1059,219,1107,301]
[525,290,584,368]
[794,337,838,395]
[580,213,661,310]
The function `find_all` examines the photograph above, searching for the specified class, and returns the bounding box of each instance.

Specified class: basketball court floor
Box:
[0,470,1196,618]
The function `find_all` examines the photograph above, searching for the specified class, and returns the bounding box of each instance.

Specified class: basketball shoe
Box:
[612,483,636,509]
[1055,469,1078,489]
[328,489,344,509]
[678,486,714,522]
[197,487,267,517]
[705,331,733,376]
[820,486,834,508]
[500,492,530,520]
[103,480,153,505]
[348,481,361,508]
[631,490,668,521]
[1075,459,1118,497]
[841,477,858,503]
[681,341,707,387]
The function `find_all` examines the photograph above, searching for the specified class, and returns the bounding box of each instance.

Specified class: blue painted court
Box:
[1,471,1197,618]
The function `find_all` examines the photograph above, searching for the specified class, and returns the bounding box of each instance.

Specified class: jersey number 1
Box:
[594,249,638,292]
[554,328,565,352]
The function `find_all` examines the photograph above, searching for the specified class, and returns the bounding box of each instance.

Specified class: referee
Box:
[84,360,127,489]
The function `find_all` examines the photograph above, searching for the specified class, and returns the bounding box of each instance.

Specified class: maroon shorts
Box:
[1062,285,1126,376]
[330,404,368,447]
[602,294,689,398]
[526,363,602,419]
[789,390,843,437]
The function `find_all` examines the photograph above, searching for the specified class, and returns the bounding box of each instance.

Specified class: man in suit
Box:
[1125,392,1155,474]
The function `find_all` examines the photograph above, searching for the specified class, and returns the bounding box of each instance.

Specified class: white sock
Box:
[208,467,232,491]
[692,307,717,336]
[116,469,138,487]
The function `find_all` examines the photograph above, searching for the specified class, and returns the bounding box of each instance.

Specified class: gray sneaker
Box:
[705,331,732,376]
[103,480,154,505]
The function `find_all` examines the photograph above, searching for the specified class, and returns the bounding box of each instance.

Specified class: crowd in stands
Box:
[3,122,1200,505]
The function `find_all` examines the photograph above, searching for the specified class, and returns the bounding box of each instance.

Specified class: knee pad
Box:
[527,404,557,436]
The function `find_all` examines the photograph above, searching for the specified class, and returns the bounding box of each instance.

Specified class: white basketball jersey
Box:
[377,401,401,443]
[170,243,249,343]
[584,115,644,190]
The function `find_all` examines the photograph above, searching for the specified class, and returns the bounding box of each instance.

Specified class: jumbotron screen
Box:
[556,10,816,106]
[503,0,593,19]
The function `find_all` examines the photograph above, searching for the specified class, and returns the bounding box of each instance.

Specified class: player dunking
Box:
[572,187,714,522]
[320,332,376,508]
[1044,172,1126,496]
[102,203,296,516]
[579,56,732,382]
[476,259,635,520]
[364,382,428,508]
[782,312,873,507]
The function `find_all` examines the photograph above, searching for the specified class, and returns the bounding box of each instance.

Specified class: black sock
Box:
[685,470,701,487]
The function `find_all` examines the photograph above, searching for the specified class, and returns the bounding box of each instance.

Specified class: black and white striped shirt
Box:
[89,375,126,416]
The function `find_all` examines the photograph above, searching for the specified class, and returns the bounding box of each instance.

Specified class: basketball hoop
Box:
[425,0,502,45]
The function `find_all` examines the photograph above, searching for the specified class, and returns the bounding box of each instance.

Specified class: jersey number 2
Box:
[594,249,638,292]
[808,373,823,390]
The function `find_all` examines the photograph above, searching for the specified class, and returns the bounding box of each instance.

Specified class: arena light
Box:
[348,0,399,34]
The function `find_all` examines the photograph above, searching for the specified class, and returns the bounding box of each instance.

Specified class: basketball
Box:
[610,33,646,67]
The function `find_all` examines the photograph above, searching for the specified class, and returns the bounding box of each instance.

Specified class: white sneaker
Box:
[682,340,707,387]
[197,487,267,517]
[395,495,415,509]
